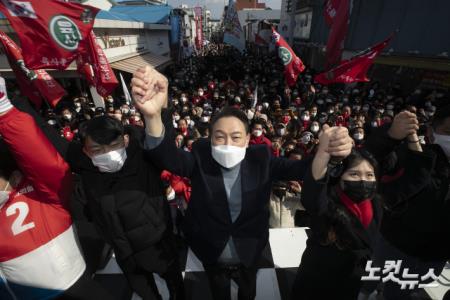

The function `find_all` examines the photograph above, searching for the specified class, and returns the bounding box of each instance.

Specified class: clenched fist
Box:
[317,124,353,160]
[131,65,168,118]
[388,111,419,140]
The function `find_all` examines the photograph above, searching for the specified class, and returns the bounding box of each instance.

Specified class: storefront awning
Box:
[110,53,172,74]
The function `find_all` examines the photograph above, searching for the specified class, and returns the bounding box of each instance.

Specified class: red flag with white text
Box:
[315,35,393,85]
[0,30,66,108]
[76,31,118,97]
[0,0,99,70]
[272,28,305,87]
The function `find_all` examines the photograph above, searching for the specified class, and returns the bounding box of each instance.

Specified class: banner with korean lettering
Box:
[315,35,393,85]
[0,0,99,70]
[0,30,66,108]
[77,31,118,97]
[223,0,245,52]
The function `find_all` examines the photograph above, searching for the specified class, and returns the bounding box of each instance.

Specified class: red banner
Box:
[325,0,349,67]
[0,0,99,70]
[76,31,118,97]
[0,31,66,108]
[315,35,393,85]
[324,0,341,27]
[194,7,203,51]
[272,28,305,87]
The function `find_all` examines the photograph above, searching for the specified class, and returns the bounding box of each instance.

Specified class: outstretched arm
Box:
[0,95,72,204]
[132,66,195,178]
[301,125,353,214]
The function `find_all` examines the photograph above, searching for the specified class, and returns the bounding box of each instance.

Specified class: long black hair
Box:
[318,149,380,250]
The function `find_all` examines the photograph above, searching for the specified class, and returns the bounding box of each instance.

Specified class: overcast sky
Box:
[166,0,282,19]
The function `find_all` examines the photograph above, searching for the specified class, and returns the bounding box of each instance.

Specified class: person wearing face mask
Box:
[298,131,317,157]
[27,102,185,297]
[300,111,311,130]
[0,92,112,299]
[352,127,365,149]
[361,110,450,300]
[249,120,272,148]
[269,148,306,228]
[133,66,350,300]
[292,129,379,300]
[310,121,320,136]
[309,105,318,120]
[275,123,288,138]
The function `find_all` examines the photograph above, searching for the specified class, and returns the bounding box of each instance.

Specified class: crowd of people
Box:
[0,44,449,300]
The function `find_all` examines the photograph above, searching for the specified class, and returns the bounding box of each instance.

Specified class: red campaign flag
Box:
[315,35,393,85]
[0,0,99,70]
[79,31,118,97]
[0,30,66,108]
[324,0,341,27]
[325,0,350,68]
[254,33,268,46]
[272,28,305,87]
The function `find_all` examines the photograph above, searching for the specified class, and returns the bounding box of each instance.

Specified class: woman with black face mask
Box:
[292,126,382,300]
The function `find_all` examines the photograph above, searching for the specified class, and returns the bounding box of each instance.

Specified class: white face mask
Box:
[167,188,176,201]
[91,147,127,173]
[301,135,311,144]
[0,182,10,207]
[353,133,364,141]
[434,132,450,159]
[253,129,263,137]
[310,125,320,133]
[211,145,246,169]
[277,129,286,136]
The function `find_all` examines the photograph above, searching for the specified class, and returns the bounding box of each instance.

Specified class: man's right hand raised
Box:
[131,66,167,137]
[131,65,168,119]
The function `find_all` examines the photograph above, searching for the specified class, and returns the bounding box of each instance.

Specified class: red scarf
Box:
[337,187,373,228]
[250,134,266,145]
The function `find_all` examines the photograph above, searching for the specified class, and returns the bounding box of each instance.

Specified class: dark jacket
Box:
[145,131,310,267]
[65,135,176,274]
[17,97,176,274]
[380,145,450,261]
[368,128,450,261]
[293,168,383,300]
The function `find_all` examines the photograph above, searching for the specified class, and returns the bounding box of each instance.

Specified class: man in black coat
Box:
[28,108,184,299]
[130,66,353,300]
